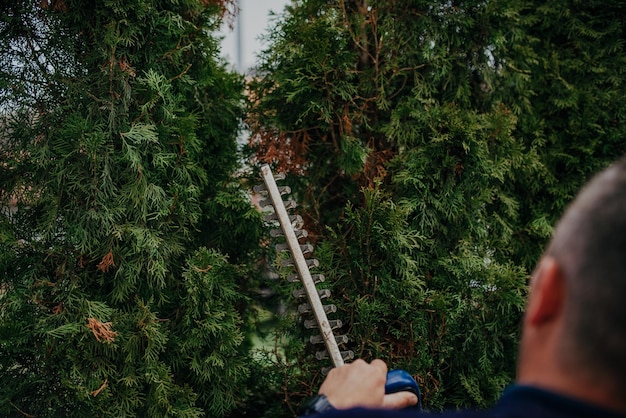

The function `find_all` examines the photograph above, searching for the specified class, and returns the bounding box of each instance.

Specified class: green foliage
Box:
[3,0,623,415]
[319,185,428,362]
[503,0,626,270]
[245,0,626,413]
[168,248,251,417]
[387,101,528,261]
[0,0,263,416]
[247,0,532,412]
[318,186,527,409]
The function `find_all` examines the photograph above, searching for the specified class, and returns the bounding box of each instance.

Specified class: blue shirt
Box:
[314,385,626,418]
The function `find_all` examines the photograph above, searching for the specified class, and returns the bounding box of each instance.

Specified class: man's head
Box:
[518,157,626,409]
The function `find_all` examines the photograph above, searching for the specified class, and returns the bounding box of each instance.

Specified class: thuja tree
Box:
[0,0,263,416]
[501,0,626,270]
[246,0,532,413]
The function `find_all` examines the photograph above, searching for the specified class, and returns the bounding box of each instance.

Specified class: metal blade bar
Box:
[260,164,345,368]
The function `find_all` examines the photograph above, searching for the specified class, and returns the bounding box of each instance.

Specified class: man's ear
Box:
[526,256,566,326]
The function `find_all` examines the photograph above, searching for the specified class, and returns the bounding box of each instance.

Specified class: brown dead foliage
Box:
[97,251,115,273]
[86,318,118,343]
[52,302,63,315]
[248,125,311,176]
[91,379,108,397]
[40,0,67,12]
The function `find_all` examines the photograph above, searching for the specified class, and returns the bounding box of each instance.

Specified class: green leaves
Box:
[169,248,251,415]
[339,135,370,175]
[120,122,159,144]
[247,0,536,413]
[0,1,257,416]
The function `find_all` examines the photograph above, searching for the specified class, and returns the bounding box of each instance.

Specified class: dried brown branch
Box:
[91,379,108,397]
[96,251,115,273]
[86,318,118,343]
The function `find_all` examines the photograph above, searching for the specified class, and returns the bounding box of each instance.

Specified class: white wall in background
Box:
[219,0,291,73]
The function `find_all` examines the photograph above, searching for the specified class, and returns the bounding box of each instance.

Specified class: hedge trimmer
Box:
[255,164,422,408]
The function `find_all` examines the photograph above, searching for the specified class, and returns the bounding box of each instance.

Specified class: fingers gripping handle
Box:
[300,369,422,415]
[385,369,422,410]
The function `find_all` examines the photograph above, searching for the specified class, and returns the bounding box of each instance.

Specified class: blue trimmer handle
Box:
[385,369,422,410]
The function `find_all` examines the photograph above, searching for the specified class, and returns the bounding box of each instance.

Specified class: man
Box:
[301,158,626,417]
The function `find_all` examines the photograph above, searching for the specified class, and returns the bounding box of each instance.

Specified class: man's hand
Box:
[318,359,419,410]
[383,391,420,409]
[319,359,387,409]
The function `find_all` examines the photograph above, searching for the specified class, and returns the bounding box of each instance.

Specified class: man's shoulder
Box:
[316,408,490,418]
[313,385,626,418]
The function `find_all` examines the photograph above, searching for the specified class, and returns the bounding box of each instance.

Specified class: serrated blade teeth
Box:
[258,198,272,209]
[259,197,297,210]
[276,185,291,195]
[254,174,286,195]
[270,228,308,238]
[315,350,354,361]
[258,164,350,371]
[287,273,324,283]
[255,184,291,195]
[298,303,336,315]
[275,242,313,254]
[293,288,330,299]
[265,213,303,228]
[310,334,348,345]
[282,257,319,268]
[304,319,342,329]
[292,217,304,229]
